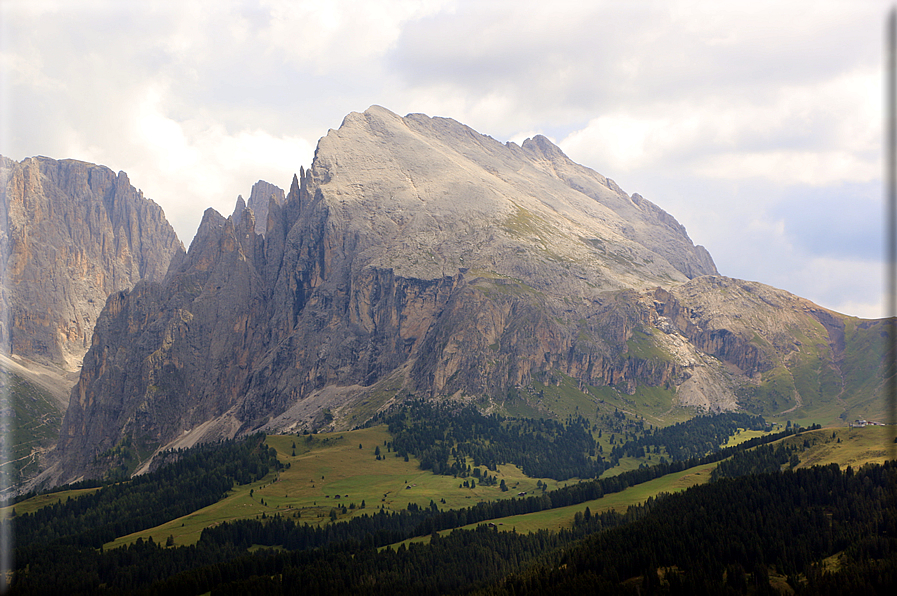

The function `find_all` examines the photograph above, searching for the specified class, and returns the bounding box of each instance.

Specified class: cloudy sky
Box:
[0,0,889,318]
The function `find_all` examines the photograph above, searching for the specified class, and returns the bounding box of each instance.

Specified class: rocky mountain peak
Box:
[232,180,286,236]
[520,134,567,160]
[231,195,247,220]
[1,155,184,370]
[36,107,885,489]
[309,106,716,292]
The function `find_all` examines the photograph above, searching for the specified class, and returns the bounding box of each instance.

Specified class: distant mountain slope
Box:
[0,155,184,490]
[0,354,75,486]
[0,155,184,370]
[231,179,285,236]
[38,107,886,487]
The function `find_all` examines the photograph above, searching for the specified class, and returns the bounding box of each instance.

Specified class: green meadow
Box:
[786,424,894,470]
[104,425,570,549]
[1,487,100,518]
[389,424,894,550]
[720,428,776,448]
[8,422,890,552]
[388,461,718,550]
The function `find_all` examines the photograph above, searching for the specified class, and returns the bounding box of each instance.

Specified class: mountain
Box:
[38,107,887,487]
[0,155,184,370]
[231,179,285,236]
[0,155,184,487]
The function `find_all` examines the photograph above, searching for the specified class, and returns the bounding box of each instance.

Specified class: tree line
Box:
[8,434,281,549]
[11,459,892,594]
[488,461,896,595]
[608,412,769,463]
[374,400,605,480]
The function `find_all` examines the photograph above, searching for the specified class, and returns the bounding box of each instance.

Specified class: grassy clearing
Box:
[105,426,571,549]
[720,428,776,449]
[0,487,101,518]
[790,425,894,470]
[387,461,719,551]
[493,462,716,535]
[105,473,277,549]
[600,455,665,478]
[260,427,570,519]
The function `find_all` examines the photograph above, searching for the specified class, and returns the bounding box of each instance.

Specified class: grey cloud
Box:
[0,0,888,318]
[770,182,882,262]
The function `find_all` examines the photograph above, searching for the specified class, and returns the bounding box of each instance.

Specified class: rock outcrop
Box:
[0,156,184,370]
[40,107,885,486]
[232,180,285,236]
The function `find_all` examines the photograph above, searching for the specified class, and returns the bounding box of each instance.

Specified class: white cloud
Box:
[834,299,885,320]
[560,67,880,186]
[262,0,451,73]
[0,51,64,92]
[560,113,697,174]
[788,257,883,320]
[696,150,879,187]
[0,0,891,319]
[58,80,314,242]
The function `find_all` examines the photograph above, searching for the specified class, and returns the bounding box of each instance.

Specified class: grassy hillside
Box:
[7,420,890,555]
[6,418,892,595]
[395,424,894,548]
[0,370,65,486]
[96,423,893,551]
[780,424,894,470]
[104,425,570,549]
[0,487,100,517]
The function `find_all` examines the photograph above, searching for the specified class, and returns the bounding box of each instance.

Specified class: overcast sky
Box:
[0,0,890,318]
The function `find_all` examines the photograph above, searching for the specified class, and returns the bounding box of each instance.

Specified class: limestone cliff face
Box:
[0,156,184,370]
[42,107,884,486]
[232,180,285,236]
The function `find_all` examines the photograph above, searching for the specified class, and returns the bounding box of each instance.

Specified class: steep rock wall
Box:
[40,108,886,486]
[0,156,183,370]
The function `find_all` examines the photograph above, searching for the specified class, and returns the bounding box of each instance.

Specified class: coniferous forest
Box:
[3,412,894,595]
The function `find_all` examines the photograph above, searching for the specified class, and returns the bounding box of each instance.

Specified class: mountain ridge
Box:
[1,154,184,487]
[27,106,887,488]
[0,154,184,370]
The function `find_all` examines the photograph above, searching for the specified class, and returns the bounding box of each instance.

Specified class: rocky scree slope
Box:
[41,107,886,486]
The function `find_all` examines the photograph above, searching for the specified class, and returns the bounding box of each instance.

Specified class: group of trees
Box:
[608,412,769,463]
[375,401,774,482]
[492,462,897,594]
[10,459,893,595]
[9,434,281,550]
[375,400,605,480]
[6,407,892,595]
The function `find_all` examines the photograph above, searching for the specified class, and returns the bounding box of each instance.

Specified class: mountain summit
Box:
[308,106,716,290]
[38,107,884,486]
[0,156,183,370]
